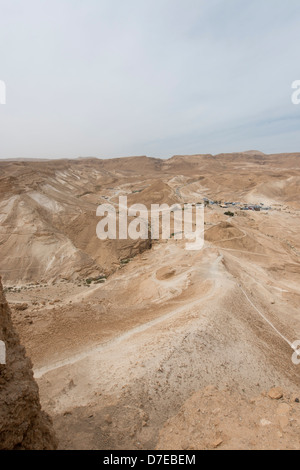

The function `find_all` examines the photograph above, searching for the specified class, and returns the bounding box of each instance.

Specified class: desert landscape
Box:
[1,151,300,450]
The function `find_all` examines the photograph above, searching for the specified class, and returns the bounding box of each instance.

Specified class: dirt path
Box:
[34,254,224,378]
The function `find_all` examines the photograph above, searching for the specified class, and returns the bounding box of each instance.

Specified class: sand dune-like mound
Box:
[157,385,300,450]
[205,222,243,242]
[1,152,300,282]
[252,176,300,208]
[243,150,266,156]
[156,267,176,280]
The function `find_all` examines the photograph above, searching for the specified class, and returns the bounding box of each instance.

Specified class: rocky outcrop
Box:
[0,277,57,449]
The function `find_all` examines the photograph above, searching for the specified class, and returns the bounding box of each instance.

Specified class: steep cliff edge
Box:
[0,277,57,450]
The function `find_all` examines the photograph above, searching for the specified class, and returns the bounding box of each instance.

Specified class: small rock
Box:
[68,379,75,389]
[212,438,223,448]
[278,415,289,430]
[276,403,290,416]
[105,414,112,424]
[181,441,189,450]
[268,387,283,400]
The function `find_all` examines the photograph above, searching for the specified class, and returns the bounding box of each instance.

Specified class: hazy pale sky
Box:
[0,0,300,159]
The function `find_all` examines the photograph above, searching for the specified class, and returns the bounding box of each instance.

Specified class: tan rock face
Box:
[0,277,57,450]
